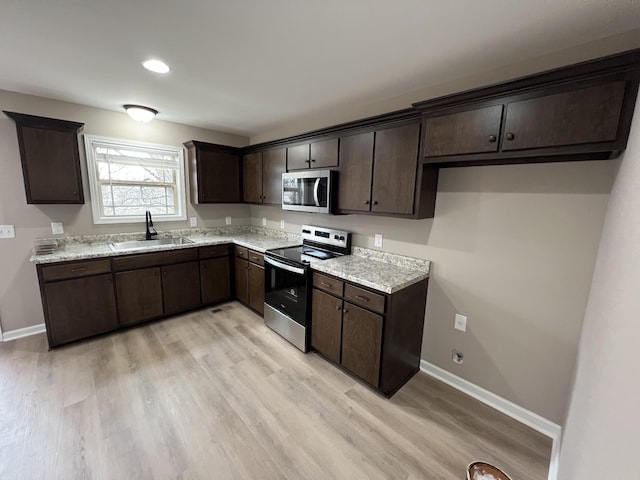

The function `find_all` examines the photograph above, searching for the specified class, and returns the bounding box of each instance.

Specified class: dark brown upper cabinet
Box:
[416,52,640,166]
[184,141,242,204]
[242,148,286,206]
[287,138,339,170]
[4,111,84,204]
[337,121,438,218]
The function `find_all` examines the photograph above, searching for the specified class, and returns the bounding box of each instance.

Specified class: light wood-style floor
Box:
[0,302,551,479]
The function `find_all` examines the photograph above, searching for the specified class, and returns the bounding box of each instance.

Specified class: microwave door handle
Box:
[313,178,321,206]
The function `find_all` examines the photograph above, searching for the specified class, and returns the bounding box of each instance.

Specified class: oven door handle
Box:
[313,178,321,207]
[264,256,306,275]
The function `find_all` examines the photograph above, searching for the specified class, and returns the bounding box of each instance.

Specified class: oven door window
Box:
[283,177,328,208]
[264,263,308,326]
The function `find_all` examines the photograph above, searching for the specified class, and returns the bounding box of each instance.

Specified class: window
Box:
[84,135,187,224]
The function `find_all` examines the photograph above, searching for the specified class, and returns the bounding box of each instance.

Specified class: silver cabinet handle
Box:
[313,177,321,207]
[354,295,370,302]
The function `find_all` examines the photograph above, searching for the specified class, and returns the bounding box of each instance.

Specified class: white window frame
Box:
[84,134,187,225]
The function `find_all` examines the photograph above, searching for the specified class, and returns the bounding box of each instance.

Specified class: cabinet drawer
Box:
[313,273,344,297]
[41,259,111,282]
[344,284,385,314]
[112,248,198,272]
[234,245,248,259]
[199,244,230,259]
[248,250,264,266]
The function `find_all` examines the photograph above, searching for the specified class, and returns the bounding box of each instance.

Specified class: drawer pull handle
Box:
[488,135,497,142]
[320,282,332,287]
[280,304,286,309]
[354,295,370,302]
[70,267,87,272]
[335,306,341,310]
[506,132,515,141]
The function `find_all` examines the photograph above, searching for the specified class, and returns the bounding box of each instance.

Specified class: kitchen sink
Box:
[108,237,194,252]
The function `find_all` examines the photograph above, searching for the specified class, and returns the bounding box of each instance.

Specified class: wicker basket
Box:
[466,462,512,480]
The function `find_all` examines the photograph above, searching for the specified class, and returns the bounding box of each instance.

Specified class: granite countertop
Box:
[30,228,300,265]
[30,227,432,294]
[311,247,430,294]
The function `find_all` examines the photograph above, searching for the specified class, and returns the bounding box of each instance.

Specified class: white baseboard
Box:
[2,323,46,342]
[419,360,562,480]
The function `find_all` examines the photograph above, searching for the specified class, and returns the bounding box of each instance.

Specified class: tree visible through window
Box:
[84,136,186,224]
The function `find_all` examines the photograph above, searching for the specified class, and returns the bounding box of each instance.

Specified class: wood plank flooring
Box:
[0,302,551,479]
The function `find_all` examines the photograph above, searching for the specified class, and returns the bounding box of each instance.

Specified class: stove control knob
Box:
[334,234,339,240]
[339,235,345,241]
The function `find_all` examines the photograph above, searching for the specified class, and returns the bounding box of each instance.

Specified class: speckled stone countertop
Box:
[30,226,300,265]
[311,247,430,294]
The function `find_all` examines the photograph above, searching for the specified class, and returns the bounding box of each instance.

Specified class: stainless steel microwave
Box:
[282,170,335,214]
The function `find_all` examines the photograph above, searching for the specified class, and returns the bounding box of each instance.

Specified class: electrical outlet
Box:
[280,220,285,230]
[262,217,267,227]
[0,225,15,239]
[374,233,383,248]
[225,216,231,225]
[452,349,464,365]
[51,222,64,235]
[190,217,197,227]
[454,314,467,332]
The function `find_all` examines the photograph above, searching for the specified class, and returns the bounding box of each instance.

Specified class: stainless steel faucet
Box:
[145,210,157,240]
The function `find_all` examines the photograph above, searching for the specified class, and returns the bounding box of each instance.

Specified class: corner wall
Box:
[0,90,250,333]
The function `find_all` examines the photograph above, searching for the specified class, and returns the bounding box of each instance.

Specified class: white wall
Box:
[557,95,640,477]
[0,90,250,333]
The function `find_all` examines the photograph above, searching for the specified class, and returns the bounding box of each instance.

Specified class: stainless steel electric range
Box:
[263,225,351,352]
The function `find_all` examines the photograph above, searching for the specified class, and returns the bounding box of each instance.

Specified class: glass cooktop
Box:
[266,245,341,266]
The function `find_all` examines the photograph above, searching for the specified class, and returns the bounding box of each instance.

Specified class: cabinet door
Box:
[21,126,84,203]
[262,148,286,205]
[311,289,343,363]
[341,302,382,388]
[201,257,231,305]
[115,268,163,326]
[44,274,117,346]
[423,105,503,157]
[287,144,310,170]
[242,152,263,203]
[234,257,249,305]
[196,150,241,203]
[162,261,201,315]
[310,138,339,168]
[248,262,265,315]
[337,132,374,212]
[502,81,626,151]
[371,123,420,215]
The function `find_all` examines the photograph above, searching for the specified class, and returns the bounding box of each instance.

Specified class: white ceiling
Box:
[1,0,639,137]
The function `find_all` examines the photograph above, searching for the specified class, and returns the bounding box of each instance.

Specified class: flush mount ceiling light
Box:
[123,104,158,123]
[142,59,170,74]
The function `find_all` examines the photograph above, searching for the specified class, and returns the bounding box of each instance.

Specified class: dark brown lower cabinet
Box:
[115,267,163,326]
[311,272,428,396]
[341,303,383,388]
[43,273,117,346]
[247,262,264,315]
[201,257,231,305]
[311,289,343,364]
[234,256,249,305]
[162,261,201,315]
[234,247,264,315]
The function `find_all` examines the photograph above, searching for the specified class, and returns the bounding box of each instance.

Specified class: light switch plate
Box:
[280,220,285,230]
[374,234,383,248]
[0,225,15,239]
[454,314,467,332]
[190,217,197,227]
[225,216,231,225]
[262,217,267,226]
[51,222,64,235]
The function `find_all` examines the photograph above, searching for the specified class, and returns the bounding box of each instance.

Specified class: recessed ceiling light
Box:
[123,104,158,123]
[142,59,170,74]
